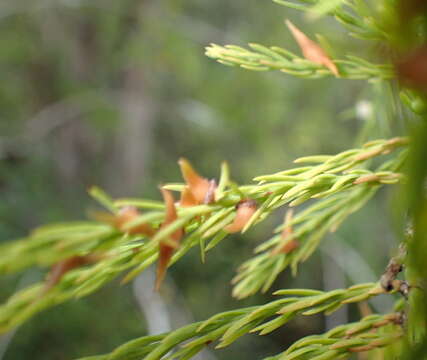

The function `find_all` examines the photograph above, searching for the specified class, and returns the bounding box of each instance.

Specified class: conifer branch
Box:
[273,0,387,41]
[0,138,407,333]
[265,313,404,360]
[232,145,408,298]
[232,184,377,299]
[206,0,393,79]
[205,43,394,79]
[75,283,394,360]
[0,1,421,358]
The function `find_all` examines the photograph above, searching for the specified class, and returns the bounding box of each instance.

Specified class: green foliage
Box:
[273,0,389,40]
[267,313,403,360]
[1,0,426,359]
[0,139,407,333]
[205,43,393,79]
[75,283,395,360]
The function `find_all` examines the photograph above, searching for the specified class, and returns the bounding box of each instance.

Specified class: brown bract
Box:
[156,187,183,291]
[91,206,155,236]
[224,199,257,233]
[271,209,299,255]
[43,254,100,294]
[115,206,155,236]
[285,19,339,77]
[178,158,216,206]
[180,186,198,207]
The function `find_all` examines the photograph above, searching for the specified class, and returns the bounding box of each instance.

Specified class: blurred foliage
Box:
[0,0,425,359]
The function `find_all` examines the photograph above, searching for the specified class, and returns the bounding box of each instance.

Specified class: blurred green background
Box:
[0,1,401,359]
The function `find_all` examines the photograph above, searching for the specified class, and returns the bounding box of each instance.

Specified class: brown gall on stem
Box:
[156,187,183,291]
[285,19,339,77]
[224,199,257,233]
[271,209,299,255]
[380,244,407,295]
[380,278,411,299]
[178,158,216,206]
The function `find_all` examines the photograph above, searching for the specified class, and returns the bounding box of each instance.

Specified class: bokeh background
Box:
[0,1,401,359]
